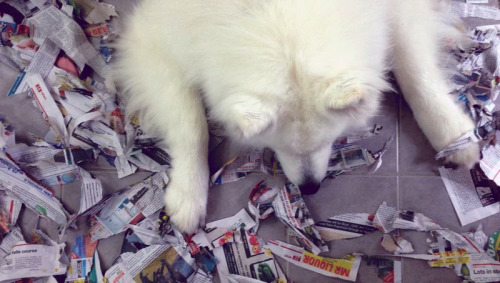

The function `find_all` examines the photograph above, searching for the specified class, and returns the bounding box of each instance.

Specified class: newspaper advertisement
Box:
[479,144,500,185]
[272,183,328,254]
[315,213,378,241]
[439,166,500,226]
[0,242,67,281]
[486,229,500,261]
[266,240,361,282]
[364,256,402,283]
[0,150,68,225]
[105,244,197,283]
[213,233,286,283]
[429,235,500,282]
[66,234,98,282]
[87,171,168,241]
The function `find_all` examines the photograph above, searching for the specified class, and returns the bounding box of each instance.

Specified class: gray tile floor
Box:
[1,1,500,282]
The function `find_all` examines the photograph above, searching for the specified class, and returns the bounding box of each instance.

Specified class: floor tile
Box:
[0,63,18,96]
[402,257,461,283]
[398,100,441,176]
[0,92,50,142]
[305,175,398,221]
[400,176,500,235]
[342,92,399,176]
[97,233,127,270]
[207,174,284,223]
[400,176,500,283]
[286,175,398,282]
[286,258,383,283]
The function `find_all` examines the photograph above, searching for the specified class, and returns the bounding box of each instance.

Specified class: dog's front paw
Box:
[164,171,208,234]
[444,142,480,169]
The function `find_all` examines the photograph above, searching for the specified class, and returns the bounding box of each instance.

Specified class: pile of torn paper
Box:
[0,0,499,283]
[437,22,500,226]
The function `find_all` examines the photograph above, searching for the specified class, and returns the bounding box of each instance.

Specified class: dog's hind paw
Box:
[443,142,480,170]
[164,177,208,234]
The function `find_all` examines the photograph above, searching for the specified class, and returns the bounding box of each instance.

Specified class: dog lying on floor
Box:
[113,0,479,233]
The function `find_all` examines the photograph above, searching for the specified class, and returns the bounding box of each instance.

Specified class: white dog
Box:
[114,0,480,233]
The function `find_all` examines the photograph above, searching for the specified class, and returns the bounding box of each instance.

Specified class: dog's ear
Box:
[326,85,368,110]
[324,71,391,110]
[217,95,275,139]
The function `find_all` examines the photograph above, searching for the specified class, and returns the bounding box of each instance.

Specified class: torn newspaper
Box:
[214,233,287,283]
[105,244,197,283]
[439,166,500,225]
[266,240,361,282]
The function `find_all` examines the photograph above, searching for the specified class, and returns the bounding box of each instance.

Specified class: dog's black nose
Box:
[298,181,320,195]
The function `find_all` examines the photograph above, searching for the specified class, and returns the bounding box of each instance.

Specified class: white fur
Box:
[114,0,479,233]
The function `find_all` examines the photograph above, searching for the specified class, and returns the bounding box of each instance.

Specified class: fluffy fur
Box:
[114,0,479,233]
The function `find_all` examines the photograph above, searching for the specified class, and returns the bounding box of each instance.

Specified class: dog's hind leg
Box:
[114,17,209,234]
[390,0,479,168]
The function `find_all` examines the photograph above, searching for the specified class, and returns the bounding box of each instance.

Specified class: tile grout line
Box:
[396,92,404,282]
[396,93,401,211]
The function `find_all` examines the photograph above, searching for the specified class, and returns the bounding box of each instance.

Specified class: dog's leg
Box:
[391,1,479,168]
[115,32,209,234]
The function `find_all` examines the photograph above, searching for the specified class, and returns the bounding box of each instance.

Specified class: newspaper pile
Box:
[2,1,171,178]
[0,1,190,282]
[190,208,286,283]
[0,116,212,281]
[1,227,69,281]
[436,23,500,226]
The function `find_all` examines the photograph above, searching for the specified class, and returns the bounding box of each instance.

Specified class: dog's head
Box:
[212,70,390,195]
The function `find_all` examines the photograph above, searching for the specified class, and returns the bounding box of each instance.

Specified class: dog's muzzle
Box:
[298,181,320,195]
